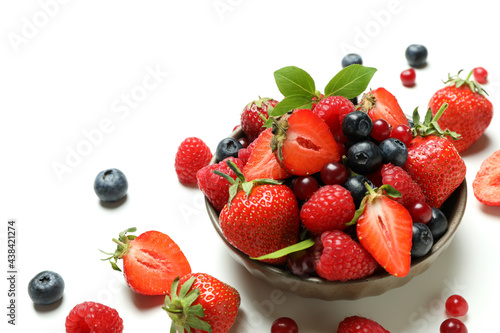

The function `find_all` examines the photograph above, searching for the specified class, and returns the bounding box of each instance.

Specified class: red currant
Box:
[440,318,468,333]
[390,124,413,146]
[238,137,250,149]
[473,67,488,84]
[320,162,348,185]
[407,201,432,224]
[293,176,319,201]
[271,317,299,333]
[371,118,391,142]
[446,295,469,317]
[400,68,416,87]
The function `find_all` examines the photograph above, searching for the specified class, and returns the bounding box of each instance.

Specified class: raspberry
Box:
[197,157,244,211]
[312,95,355,137]
[237,139,256,165]
[65,302,123,333]
[381,163,426,208]
[240,97,278,142]
[175,137,212,186]
[300,185,355,234]
[313,230,378,282]
[337,315,390,333]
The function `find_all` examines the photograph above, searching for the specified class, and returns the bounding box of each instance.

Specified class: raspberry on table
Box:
[65,301,123,333]
[175,137,212,186]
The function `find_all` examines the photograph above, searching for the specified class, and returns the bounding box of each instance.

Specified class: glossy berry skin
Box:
[405,44,428,68]
[175,137,212,186]
[65,302,123,333]
[401,68,416,87]
[440,318,468,333]
[446,294,469,317]
[378,138,408,166]
[342,110,373,141]
[341,53,363,67]
[215,137,243,162]
[380,163,426,209]
[347,141,383,175]
[427,207,448,241]
[28,271,65,305]
[337,315,390,333]
[473,67,488,84]
[293,176,319,201]
[94,168,128,202]
[343,175,374,207]
[240,97,278,142]
[407,201,432,224]
[320,161,348,185]
[313,230,378,281]
[371,118,391,142]
[411,222,434,258]
[390,124,413,146]
[271,317,299,333]
[313,95,355,141]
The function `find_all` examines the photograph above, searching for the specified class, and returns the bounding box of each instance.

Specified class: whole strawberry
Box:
[429,70,493,153]
[337,315,390,333]
[403,105,466,208]
[65,301,124,333]
[164,273,240,333]
[218,160,300,265]
[240,97,279,142]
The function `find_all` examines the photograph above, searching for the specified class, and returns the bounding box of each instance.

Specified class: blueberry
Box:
[28,271,65,305]
[343,175,375,208]
[378,138,408,166]
[342,111,373,142]
[215,137,243,162]
[427,207,448,242]
[94,168,128,202]
[341,53,363,68]
[347,141,383,175]
[411,223,434,258]
[405,44,428,68]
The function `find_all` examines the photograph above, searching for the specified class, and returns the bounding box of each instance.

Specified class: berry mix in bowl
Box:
[196,64,479,300]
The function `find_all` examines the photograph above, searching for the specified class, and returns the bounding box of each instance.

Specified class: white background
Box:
[1,0,500,332]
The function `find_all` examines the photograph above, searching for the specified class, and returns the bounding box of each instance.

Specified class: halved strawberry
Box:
[101,228,192,295]
[272,109,340,176]
[358,87,409,129]
[242,128,291,181]
[473,150,500,206]
[353,186,413,277]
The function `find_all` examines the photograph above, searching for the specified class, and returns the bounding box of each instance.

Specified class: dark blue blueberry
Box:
[215,137,243,162]
[28,271,65,305]
[379,138,408,166]
[94,168,128,202]
[343,175,375,208]
[341,53,363,68]
[427,207,448,242]
[347,141,383,175]
[405,44,428,68]
[411,222,434,258]
[342,110,373,142]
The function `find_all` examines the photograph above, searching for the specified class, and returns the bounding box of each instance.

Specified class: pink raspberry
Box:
[174,137,212,186]
[65,302,124,333]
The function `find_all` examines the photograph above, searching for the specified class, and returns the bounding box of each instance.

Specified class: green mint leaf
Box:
[250,239,315,260]
[269,95,313,118]
[274,66,316,98]
[324,65,377,99]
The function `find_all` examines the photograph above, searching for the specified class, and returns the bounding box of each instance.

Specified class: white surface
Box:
[1,0,500,332]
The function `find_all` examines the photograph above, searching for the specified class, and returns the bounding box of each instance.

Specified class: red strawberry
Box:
[101,227,191,295]
[271,109,340,176]
[175,137,213,186]
[358,87,409,129]
[218,161,300,265]
[197,156,245,211]
[313,230,378,282]
[312,95,355,138]
[240,97,279,142]
[403,106,466,208]
[473,150,500,206]
[337,315,390,333]
[242,128,291,181]
[381,163,426,208]
[164,273,240,333]
[428,70,493,153]
[300,185,355,234]
[65,301,124,333]
[354,186,413,277]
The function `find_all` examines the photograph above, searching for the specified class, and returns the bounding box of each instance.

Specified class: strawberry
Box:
[403,105,466,208]
[175,137,212,186]
[381,163,426,209]
[65,302,124,333]
[473,150,500,206]
[337,315,390,333]
[240,97,279,142]
[353,185,413,277]
[358,87,409,129]
[271,109,340,176]
[218,160,300,265]
[312,95,355,139]
[242,128,291,181]
[164,273,240,333]
[428,69,493,153]
[101,227,191,295]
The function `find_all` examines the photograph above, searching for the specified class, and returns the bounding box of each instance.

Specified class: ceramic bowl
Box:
[205,128,467,300]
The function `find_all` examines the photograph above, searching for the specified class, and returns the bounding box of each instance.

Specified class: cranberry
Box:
[473,67,488,84]
[407,201,432,224]
[293,176,319,201]
[401,68,416,87]
[390,124,413,146]
[440,318,468,333]
[371,118,392,142]
[320,162,348,185]
[271,317,299,333]
[446,295,469,317]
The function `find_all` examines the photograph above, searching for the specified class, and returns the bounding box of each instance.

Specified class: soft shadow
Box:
[460,134,492,157]
[99,195,128,209]
[33,297,63,312]
[130,290,165,310]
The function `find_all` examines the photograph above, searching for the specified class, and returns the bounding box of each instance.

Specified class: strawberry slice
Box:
[272,109,340,176]
[242,128,291,181]
[354,186,413,277]
[473,150,500,206]
[359,87,409,129]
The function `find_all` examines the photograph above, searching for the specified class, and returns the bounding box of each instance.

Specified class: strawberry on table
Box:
[101,227,191,295]
[358,87,409,129]
[428,69,493,153]
[473,149,500,206]
[240,97,279,142]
